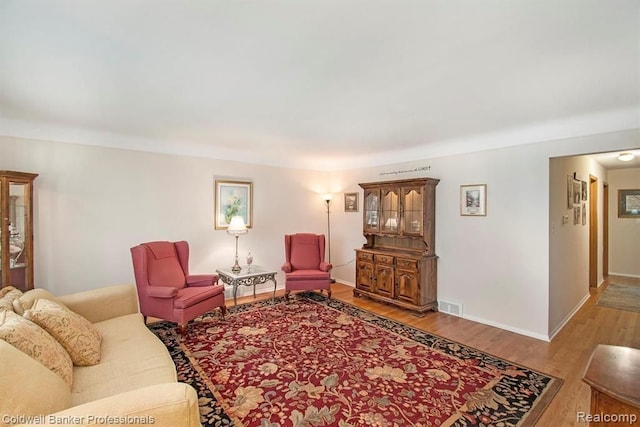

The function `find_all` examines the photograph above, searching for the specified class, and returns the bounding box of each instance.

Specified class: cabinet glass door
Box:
[402,186,423,236]
[363,189,380,233]
[381,188,399,233]
[1,172,37,291]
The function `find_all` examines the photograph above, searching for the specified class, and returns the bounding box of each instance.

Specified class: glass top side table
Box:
[216,265,277,307]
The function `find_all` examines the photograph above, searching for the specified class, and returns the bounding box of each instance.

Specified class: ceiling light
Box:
[618,152,634,162]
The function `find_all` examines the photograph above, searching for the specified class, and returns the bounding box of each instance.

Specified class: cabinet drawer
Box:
[375,254,395,265]
[357,251,374,262]
[396,258,418,271]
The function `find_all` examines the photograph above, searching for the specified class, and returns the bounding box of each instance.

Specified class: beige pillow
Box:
[0,286,23,312]
[0,339,71,420]
[13,288,66,315]
[24,298,102,366]
[0,310,73,388]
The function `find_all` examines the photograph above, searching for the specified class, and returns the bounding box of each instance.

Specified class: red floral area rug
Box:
[149,293,562,427]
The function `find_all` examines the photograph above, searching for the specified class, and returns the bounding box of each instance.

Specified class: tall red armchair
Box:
[130,241,226,333]
[281,233,333,299]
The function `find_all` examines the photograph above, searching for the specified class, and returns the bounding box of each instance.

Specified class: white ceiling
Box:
[0,0,638,171]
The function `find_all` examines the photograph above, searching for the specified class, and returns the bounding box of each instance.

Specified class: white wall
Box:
[548,155,607,337]
[0,136,329,295]
[331,129,639,340]
[608,168,640,277]
[1,128,638,340]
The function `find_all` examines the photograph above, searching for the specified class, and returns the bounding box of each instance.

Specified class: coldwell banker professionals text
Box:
[2,414,156,424]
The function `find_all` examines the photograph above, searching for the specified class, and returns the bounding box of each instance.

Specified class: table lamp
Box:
[227,216,248,273]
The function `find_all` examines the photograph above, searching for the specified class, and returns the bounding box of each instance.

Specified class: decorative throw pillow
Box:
[0,286,23,312]
[24,299,102,366]
[12,288,66,315]
[0,310,73,388]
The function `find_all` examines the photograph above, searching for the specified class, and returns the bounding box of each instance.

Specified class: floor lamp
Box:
[322,194,336,283]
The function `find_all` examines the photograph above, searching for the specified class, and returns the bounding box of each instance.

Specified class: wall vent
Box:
[438,300,463,317]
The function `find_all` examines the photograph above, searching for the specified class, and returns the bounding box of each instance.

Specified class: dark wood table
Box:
[582,344,640,426]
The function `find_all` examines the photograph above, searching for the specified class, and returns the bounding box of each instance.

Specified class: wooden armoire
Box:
[354,177,439,313]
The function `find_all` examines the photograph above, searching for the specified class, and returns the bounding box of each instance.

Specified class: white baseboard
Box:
[462,313,551,342]
[608,271,640,279]
[548,293,591,341]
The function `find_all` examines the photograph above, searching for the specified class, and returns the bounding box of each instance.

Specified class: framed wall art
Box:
[460,184,487,216]
[618,189,640,218]
[573,179,581,205]
[344,192,358,212]
[566,175,573,209]
[214,180,253,229]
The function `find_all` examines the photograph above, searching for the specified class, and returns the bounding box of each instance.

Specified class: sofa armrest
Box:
[57,284,139,324]
[186,274,218,287]
[23,383,202,427]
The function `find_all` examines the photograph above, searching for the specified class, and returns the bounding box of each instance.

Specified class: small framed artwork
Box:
[460,184,487,216]
[566,175,573,209]
[582,202,587,225]
[574,206,580,225]
[344,192,359,212]
[581,180,587,201]
[214,180,253,229]
[618,189,640,218]
[573,180,581,205]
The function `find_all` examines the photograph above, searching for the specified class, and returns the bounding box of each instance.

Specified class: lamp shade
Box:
[322,193,333,202]
[227,216,248,235]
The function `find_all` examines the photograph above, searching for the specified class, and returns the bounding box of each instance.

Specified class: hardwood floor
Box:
[229,275,640,426]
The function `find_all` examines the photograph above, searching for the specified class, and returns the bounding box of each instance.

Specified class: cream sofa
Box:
[0,284,201,427]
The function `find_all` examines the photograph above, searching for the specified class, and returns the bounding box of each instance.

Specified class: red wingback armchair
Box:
[281,233,333,299]
[130,241,226,333]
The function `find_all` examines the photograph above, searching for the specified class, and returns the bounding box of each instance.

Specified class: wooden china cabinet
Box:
[1,171,38,291]
[354,177,439,314]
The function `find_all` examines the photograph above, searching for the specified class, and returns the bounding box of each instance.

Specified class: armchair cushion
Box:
[24,299,102,367]
[286,270,331,281]
[145,242,187,288]
[174,286,224,309]
[289,234,324,270]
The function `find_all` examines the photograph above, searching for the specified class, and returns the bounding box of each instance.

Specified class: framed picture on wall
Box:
[574,205,580,225]
[460,184,487,216]
[581,180,588,201]
[582,202,587,225]
[566,175,574,209]
[573,180,581,204]
[344,192,359,212]
[214,180,253,229]
[618,189,640,218]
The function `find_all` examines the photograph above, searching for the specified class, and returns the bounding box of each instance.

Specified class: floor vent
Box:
[439,300,463,317]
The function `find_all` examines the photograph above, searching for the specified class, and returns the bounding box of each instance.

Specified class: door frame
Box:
[589,175,598,287]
